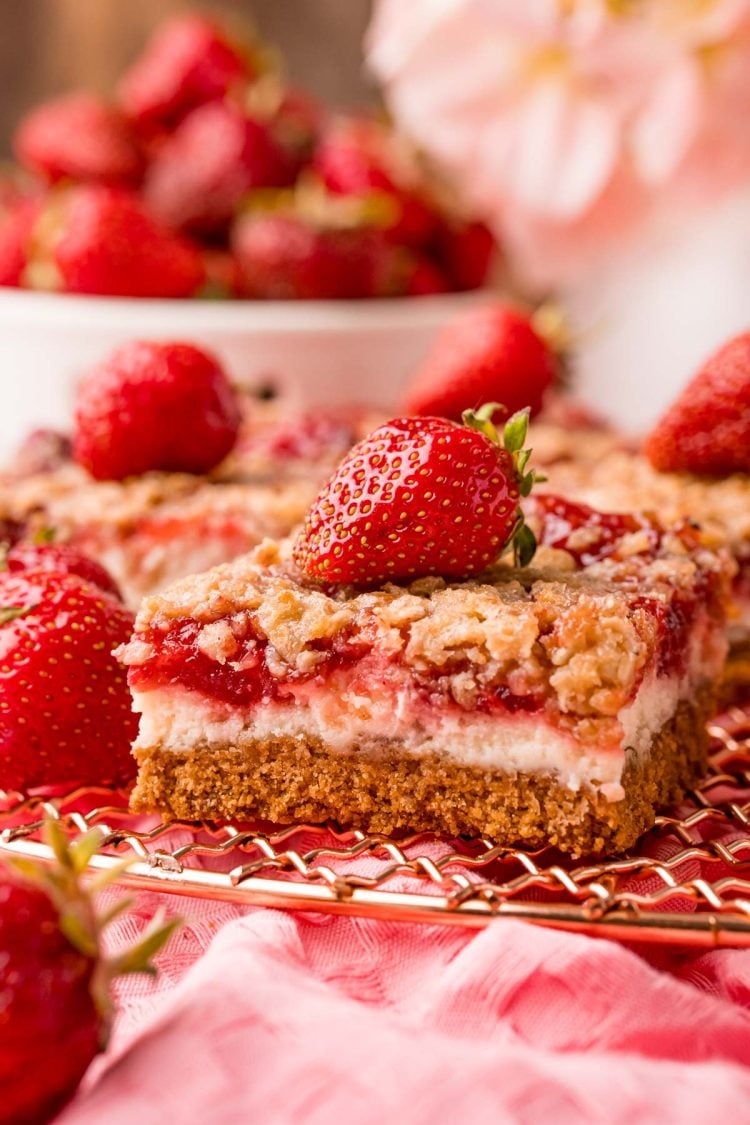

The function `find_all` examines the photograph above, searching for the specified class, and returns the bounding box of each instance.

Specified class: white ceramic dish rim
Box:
[0,285,486,332]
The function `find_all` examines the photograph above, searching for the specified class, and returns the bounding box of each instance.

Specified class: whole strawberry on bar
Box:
[73,340,241,480]
[0,565,137,791]
[14,93,144,186]
[0,818,177,1123]
[293,404,542,585]
[27,186,204,299]
[118,13,254,130]
[645,331,750,475]
[403,302,558,421]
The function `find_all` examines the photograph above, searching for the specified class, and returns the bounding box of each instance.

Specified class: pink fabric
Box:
[58,879,750,1123]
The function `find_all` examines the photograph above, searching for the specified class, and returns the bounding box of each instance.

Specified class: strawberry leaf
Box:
[513,521,537,568]
[503,408,529,453]
[462,405,501,444]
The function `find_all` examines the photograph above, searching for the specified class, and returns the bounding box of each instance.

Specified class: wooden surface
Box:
[0,0,375,155]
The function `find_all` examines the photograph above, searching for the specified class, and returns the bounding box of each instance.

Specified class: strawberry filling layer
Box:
[128,619,546,715]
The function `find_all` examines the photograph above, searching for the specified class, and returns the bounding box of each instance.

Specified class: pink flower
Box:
[367,0,750,289]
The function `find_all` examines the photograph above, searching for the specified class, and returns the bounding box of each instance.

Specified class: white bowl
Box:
[0,287,490,462]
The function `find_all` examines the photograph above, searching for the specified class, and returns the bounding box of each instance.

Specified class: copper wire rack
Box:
[3,709,750,949]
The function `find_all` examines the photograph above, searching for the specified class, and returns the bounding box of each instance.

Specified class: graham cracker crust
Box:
[130,689,714,857]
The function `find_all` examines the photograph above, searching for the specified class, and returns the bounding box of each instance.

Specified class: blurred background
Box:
[0,0,375,155]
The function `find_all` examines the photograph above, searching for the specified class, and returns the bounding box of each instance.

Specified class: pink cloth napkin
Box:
[59,881,750,1124]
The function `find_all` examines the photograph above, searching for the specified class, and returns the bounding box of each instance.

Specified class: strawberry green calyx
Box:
[462,402,546,568]
[0,604,34,624]
[6,817,179,1032]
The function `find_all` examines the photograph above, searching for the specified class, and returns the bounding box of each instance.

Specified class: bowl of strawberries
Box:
[0,13,499,460]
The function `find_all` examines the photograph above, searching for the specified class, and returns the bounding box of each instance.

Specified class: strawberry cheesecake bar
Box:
[0,462,315,609]
[121,503,731,855]
[537,453,750,675]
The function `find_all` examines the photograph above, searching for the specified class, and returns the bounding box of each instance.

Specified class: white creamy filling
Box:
[133,668,692,802]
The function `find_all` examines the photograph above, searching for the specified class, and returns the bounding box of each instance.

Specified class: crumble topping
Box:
[530,421,627,468]
[541,450,750,558]
[0,463,315,540]
[124,527,731,722]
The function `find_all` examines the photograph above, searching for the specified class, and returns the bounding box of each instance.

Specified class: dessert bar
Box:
[538,452,750,696]
[0,463,314,608]
[121,502,731,855]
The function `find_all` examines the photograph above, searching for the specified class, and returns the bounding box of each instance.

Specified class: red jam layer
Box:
[533,494,662,566]
[128,619,547,714]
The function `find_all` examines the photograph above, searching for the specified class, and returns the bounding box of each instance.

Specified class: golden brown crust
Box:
[130,690,713,858]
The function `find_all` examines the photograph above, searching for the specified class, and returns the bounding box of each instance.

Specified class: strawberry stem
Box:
[0,604,36,624]
[3,816,180,1032]
[463,403,545,568]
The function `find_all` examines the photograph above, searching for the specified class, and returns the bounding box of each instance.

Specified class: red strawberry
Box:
[118,14,253,129]
[403,303,557,422]
[144,101,292,236]
[433,218,496,291]
[73,340,241,481]
[0,568,136,791]
[644,332,750,475]
[313,118,437,248]
[0,820,176,1122]
[269,87,321,177]
[0,198,39,287]
[14,93,143,186]
[32,186,205,298]
[293,405,541,584]
[6,541,122,599]
[233,211,390,300]
[402,253,450,296]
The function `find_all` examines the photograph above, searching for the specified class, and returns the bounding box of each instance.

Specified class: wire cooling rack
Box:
[2,708,750,949]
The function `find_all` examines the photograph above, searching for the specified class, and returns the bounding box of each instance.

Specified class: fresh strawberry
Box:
[403,303,558,422]
[433,218,495,291]
[0,819,177,1123]
[402,253,450,296]
[233,211,390,300]
[73,340,241,480]
[0,198,39,287]
[0,568,136,790]
[144,101,292,236]
[269,87,321,177]
[14,93,143,186]
[118,14,253,129]
[5,541,122,599]
[293,405,542,584]
[313,117,437,248]
[31,186,205,298]
[11,427,72,475]
[644,332,750,475]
